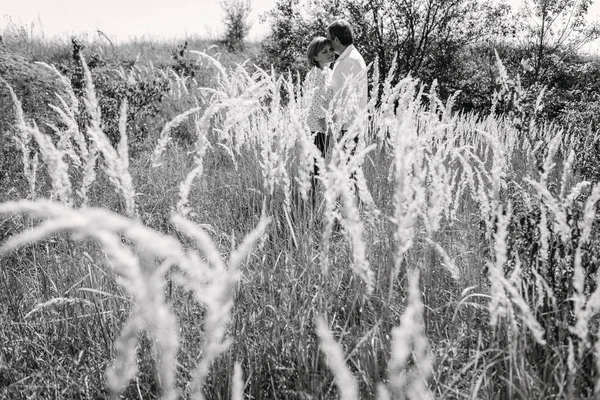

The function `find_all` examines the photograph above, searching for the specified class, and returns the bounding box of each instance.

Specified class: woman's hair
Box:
[327,20,353,46]
[306,36,332,68]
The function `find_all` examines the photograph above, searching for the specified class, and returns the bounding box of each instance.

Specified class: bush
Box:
[59,39,170,152]
[221,0,252,52]
[259,0,333,74]
[170,41,196,78]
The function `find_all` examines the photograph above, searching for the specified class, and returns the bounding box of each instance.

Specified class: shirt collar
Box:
[337,44,355,62]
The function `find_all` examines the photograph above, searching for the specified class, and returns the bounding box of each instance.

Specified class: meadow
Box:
[0,33,600,400]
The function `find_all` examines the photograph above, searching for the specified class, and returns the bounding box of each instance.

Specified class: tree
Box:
[260,0,338,73]
[353,0,513,83]
[221,0,252,52]
[261,0,511,100]
[517,0,600,82]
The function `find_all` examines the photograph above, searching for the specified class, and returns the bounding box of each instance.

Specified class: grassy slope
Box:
[0,35,599,400]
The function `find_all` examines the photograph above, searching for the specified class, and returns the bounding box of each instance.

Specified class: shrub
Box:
[221,0,252,52]
[170,41,196,78]
[93,68,170,150]
[59,39,170,152]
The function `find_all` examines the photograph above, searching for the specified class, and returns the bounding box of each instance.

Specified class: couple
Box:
[304,19,368,176]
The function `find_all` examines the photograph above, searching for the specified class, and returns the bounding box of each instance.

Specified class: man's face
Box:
[328,33,343,55]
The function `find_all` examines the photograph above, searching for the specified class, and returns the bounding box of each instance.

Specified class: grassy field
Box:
[1,34,600,400]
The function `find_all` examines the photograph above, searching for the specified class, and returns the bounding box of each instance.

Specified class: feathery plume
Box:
[316,316,359,400]
[151,107,203,167]
[231,363,244,400]
[387,270,434,400]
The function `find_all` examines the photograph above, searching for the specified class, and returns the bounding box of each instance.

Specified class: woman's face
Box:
[314,44,336,68]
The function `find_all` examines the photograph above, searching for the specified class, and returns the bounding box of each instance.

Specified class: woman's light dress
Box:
[304,66,333,133]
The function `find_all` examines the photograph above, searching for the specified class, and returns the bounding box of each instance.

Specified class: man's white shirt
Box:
[331,44,368,130]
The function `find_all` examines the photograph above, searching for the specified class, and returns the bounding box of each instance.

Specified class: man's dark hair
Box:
[327,20,354,46]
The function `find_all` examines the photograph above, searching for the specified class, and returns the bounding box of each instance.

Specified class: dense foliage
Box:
[258,0,600,180]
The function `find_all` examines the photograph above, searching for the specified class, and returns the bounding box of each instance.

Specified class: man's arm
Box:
[330,57,366,126]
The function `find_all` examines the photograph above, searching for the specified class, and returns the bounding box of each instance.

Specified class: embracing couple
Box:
[304,19,368,173]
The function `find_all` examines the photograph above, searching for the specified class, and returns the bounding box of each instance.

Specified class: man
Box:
[327,19,368,195]
[327,19,368,143]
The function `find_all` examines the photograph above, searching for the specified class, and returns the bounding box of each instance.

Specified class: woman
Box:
[304,37,335,200]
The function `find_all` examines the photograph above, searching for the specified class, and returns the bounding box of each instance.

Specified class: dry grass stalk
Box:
[424,238,460,280]
[595,338,600,395]
[0,200,180,398]
[485,200,546,344]
[387,270,434,400]
[231,362,244,400]
[316,316,359,400]
[172,214,270,399]
[391,103,423,277]
[571,183,600,357]
[0,199,269,399]
[3,77,73,204]
[190,50,228,82]
[498,258,546,345]
[151,106,203,167]
[1,77,38,195]
[319,136,376,293]
[78,54,135,215]
[23,296,93,319]
[525,180,570,242]
[294,119,320,202]
[28,122,74,205]
[38,62,87,170]
[487,203,512,326]
[176,104,222,216]
[560,149,576,200]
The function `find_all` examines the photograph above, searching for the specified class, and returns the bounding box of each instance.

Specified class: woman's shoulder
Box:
[308,66,323,78]
[304,67,319,84]
[307,67,330,85]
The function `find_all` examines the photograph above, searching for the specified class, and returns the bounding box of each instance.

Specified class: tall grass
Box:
[1,46,600,399]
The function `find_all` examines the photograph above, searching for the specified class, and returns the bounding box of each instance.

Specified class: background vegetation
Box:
[1,0,600,398]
